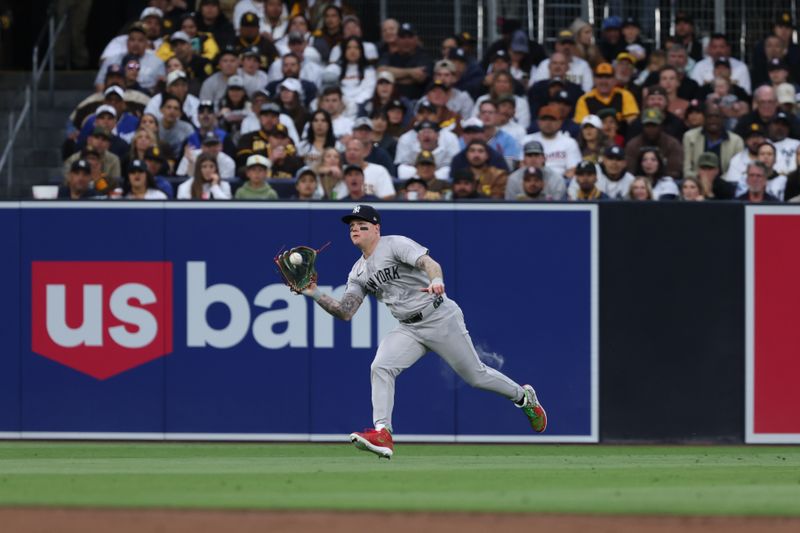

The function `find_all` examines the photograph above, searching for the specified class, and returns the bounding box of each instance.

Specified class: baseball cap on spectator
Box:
[81,145,101,159]
[105,64,124,80]
[343,164,365,175]
[523,140,544,155]
[140,7,163,19]
[415,99,437,114]
[458,31,476,45]
[686,98,703,115]
[641,107,664,125]
[452,169,475,183]
[415,150,436,165]
[218,44,238,60]
[252,88,270,100]
[127,22,147,36]
[167,70,187,86]
[434,59,456,73]
[128,159,150,174]
[675,11,694,24]
[427,79,449,92]
[615,52,637,64]
[772,111,792,124]
[743,122,765,138]
[626,43,647,61]
[386,99,405,112]
[622,17,639,28]
[548,77,565,88]
[269,123,289,137]
[415,119,439,132]
[768,58,789,71]
[581,115,602,129]
[242,46,260,58]
[538,104,560,119]
[524,166,543,179]
[496,94,516,107]
[144,146,164,161]
[227,75,244,88]
[602,16,622,30]
[295,166,317,180]
[70,159,91,173]
[447,47,468,62]
[91,126,112,139]
[404,177,428,190]
[170,31,190,43]
[491,49,510,63]
[776,11,794,27]
[377,70,395,84]
[461,117,484,132]
[95,104,117,117]
[279,77,303,95]
[647,85,668,99]
[604,145,625,159]
[594,62,614,77]
[353,117,373,130]
[240,11,259,27]
[776,83,796,105]
[246,155,271,168]
[198,100,214,112]
[575,160,597,175]
[103,85,125,99]
[320,69,340,89]
[288,31,305,44]
[397,22,416,37]
[510,30,529,53]
[201,131,221,145]
[698,152,720,169]
[597,108,618,122]
[551,89,570,103]
[556,30,575,43]
[714,57,731,69]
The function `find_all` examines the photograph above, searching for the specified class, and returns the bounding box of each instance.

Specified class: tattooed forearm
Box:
[415,254,444,281]
[316,292,363,321]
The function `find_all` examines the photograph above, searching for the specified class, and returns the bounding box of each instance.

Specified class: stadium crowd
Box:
[56,0,800,202]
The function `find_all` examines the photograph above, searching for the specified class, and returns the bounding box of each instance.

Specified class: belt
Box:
[399,295,444,324]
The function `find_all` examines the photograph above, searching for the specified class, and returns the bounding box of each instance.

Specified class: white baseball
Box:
[289,252,303,266]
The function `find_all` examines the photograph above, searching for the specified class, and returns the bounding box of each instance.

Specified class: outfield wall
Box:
[0,202,797,443]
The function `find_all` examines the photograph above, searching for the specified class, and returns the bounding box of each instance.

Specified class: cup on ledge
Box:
[31,185,59,199]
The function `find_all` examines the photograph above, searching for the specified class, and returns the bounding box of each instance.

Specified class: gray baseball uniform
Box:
[344,235,525,432]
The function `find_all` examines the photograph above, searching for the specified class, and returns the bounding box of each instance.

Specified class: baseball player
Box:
[301,204,547,459]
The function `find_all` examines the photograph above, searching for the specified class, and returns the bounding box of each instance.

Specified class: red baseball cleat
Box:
[349,428,394,459]
[518,384,547,433]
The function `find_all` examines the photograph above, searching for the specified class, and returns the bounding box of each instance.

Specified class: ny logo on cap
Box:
[353,206,361,213]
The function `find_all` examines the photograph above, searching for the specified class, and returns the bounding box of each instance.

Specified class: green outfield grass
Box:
[0,442,798,515]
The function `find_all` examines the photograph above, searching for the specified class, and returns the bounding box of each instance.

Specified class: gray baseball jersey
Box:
[343,234,525,431]
[343,235,434,319]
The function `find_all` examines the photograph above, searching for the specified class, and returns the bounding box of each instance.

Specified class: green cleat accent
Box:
[518,384,547,433]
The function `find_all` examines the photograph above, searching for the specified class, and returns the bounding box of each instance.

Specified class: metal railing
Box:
[0,8,66,196]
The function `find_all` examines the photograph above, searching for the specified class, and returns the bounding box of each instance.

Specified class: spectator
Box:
[766,111,800,175]
[644,45,700,101]
[697,58,752,106]
[120,57,151,97]
[239,46,270,98]
[156,12,220,64]
[735,142,787,200]
[599,145,635,199]
[691,34,751,94]
[145,70,200,128]
[217,75,251,138]
[395,119,459,178]
[634,147,679,200]
[291,166,323,201]
[598,107,624,146]
[482,19,546,72]
[124,128,158,171]
[513,166,551,201]
[338,164,380,202]
[378,22,433,100]
[350,117,395,175]
[316,86,354,138]
[735,85,800,140]
[578,114,610,163]
[235,11,279,71]
[695,152,737,200]
[775,82,799,116]
[531,30,593,93]
[680,176,706,201]
[408,150,450,194]
[75,106,129,161]
[122,159,168,200]
[658,66,690,120]
[58,159,97,200]
[265,52,318,107]
[297,109,337,165]
[574,62,639,125]
[422,80,461,132]
[784,145,800,201]
[628,176,654,200]
[598,17,625,63]
[385,98,410,139]
[158,94,196,156]
[451,169,484,200]
[736,161,779,202]
[334,138,395,200]
[725,123,767,184]
[379,18,400,57]
[529,85,583,136]
[95,23,166,94]
[495,95,527,140]
[196,0,236,48]
[522,104,582,178]
[312,4,344,63]
[620,18,650,68]
[165,31,213,93]
[572,160,608,200]
[143,146,176,196]
[177,131,236,180]
[682,102,744,179]
[569,18,603,68]
[185,100,236,155]
[433,59,475,119]
[327,36,377,108]
[314,147,344,199]
[447,46,485,100]
[265,124,304,178]
[472,70,531,130]
[80,145,119,197]
[369,109,398,160]
[200,45,241,104]
[751,13,800,90]
[268,33,324,88]
[399,176,440,201]
[327,14,380,64]
[528,65,583,124]
[357,71,410,125]
[177,152,232,199]
[625,108,684,179]
[464,140,507,198]
[613,52,642,104]
[64,128,121,181]
[236,102,281,170]
[508,30,535,86]
[76,86,140,147]
[100,7,165,63]
[235,155,279,200]
[672,12,703,62]
[505,140,566,200]
[473,99,522,169]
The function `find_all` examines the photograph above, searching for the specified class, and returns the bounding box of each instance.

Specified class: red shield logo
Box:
[31,261,173,380]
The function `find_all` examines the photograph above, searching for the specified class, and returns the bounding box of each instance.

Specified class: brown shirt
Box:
[471,166,508,199]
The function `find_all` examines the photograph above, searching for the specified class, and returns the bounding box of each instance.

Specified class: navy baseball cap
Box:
[70,159,91,173]
[342,204,381,225]
[604,145,625,159]
[575,160,597,175]
[128,159,149,174]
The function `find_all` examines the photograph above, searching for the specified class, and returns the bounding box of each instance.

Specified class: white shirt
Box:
[520,131,582,177]
[176,178,232,199]
[652,177,680,200]
[144,93,200,127]
[268,56,324,88]
[332,163,396,199]
[124,188,168,200]
[176,150,236,179]
[471,94,531,129]
[100,34,164,62]
[724,150,757,183]
[690,57,752,94]
[233,0,289,39]
[394,129,461,168]
[327,64,377,106]
[772,137,800,175]
[498,121,527,142]
[531,56,594,92]
[240,69,269,99]
[328,41,379,64]
[446,89,475,119]
[96,50,165,91]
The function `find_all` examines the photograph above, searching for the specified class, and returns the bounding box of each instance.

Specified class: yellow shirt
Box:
[573,87,640,124]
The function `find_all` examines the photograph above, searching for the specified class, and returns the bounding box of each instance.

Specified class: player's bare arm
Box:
[303,283,364,321]
[416,254,445,295]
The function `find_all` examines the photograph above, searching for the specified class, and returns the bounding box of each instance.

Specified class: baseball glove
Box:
[274,245,322,294]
